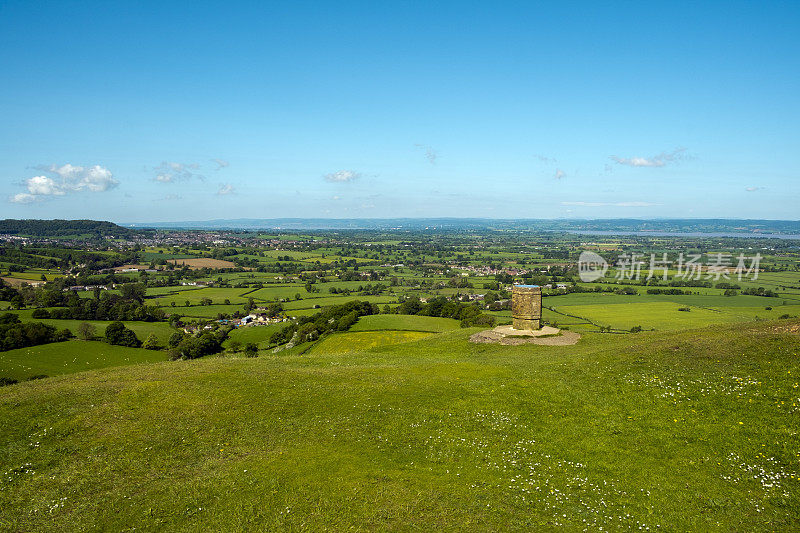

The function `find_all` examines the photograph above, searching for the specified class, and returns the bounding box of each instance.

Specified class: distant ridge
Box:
[0,219,132,237]
[123,218,800,235]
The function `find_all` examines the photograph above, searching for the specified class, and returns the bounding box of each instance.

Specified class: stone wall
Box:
[512,285,542,330]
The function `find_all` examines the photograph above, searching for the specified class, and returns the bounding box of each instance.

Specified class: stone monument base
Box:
[469,325,581,346]
[493,325,560,337]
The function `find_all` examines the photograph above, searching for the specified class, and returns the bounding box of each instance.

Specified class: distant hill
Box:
[125,217,800,236]
[0,219,133,237]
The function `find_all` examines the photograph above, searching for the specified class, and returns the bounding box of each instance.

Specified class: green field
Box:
[223,324,286,349]
[350,314,461,332]
[175,304,245,319]
[544,294,800,331]
[1,313,177,344]
[149,287,254,307]
[0,340,166,381]
[307,330,433,355]
[282,295,395,311]
[1,320,798,530]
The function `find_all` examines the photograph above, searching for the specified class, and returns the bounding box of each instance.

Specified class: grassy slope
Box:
[350,314,461,332]
[223,324,285,349]
[0,340,166,380]
[307,330,433,355]
[1,322,799,530]
[0,314,177,344]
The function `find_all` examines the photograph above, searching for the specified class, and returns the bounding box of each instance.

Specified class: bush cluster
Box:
[167,327,231,360]
[395,296,496,328]
[270,300,378,347]
[0,313,71,351]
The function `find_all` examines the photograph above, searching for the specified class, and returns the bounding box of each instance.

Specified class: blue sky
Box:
[1,1,798,222]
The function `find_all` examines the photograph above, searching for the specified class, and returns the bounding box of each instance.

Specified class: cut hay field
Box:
[0,340,165,381]
[1,320,798,530]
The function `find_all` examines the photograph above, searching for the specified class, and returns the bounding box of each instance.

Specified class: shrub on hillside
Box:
[269,300,378,347]
[31,308,51,319]
[76,322,97,340]
[142,333,161,350]
[0,314,70,351]
[460,314,496,328]
[105,321,141,348]
[243,343,258,357]
[167,328,230,360]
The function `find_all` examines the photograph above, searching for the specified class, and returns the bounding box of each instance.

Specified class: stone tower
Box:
[512,285,542,330]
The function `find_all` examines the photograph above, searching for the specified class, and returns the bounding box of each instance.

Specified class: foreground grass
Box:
[1,321,799,530]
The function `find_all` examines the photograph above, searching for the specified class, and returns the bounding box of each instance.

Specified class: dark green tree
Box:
[105,321,141,347]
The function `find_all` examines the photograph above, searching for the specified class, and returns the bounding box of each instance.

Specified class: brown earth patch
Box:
[1,276,43,287]
[114,264,151,271]
[767,323,800,335]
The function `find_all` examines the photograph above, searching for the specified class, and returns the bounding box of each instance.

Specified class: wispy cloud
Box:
[561,201,657,207]
[153,161,205,183]
[324,170,361,182]
[212,158,229,170]
[611,147,686,167]
[10,193,37,204]
[745,186,764,192]
[414,144,438,165]
[9,164,118,203]
[157,194,183,201]
[555,169,566,180]
[536,155,556,163]
[216,183,235,195]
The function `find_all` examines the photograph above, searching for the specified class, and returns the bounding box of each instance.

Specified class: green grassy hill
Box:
[0,340,166,381]
[1,321,799,530]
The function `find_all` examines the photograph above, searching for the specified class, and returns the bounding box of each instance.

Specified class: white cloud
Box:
[9,192,37,204]
[26,175,64,196]
[35,164,119,192]
[10,164,118,203]
[153,161,204,183]
[536,154,556,163]
[611,147,686,167]
[216,183,235,195]
[212,158,229,170]
[555,169,566,180]
[745,186,763,192]
[561,201,657,207]
[414,144,438,164]
[324,170,361,182]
